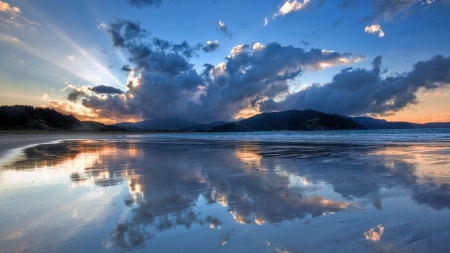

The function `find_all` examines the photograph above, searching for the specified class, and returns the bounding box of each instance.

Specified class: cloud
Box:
[96,22,107,29]
[274,0,310,18]
[363,0,439,22]
[264,18,269,26]
[364,225,385,241]
[108,19,149,47]
[202,40,220,52]
[126,0,165,8]
[260,55,450,116]
[68,90,87,102]
[0,33,19,43]
[121,64,132,72]
[0,0,39,29]
[301,40,310,46]
[0,0,20,13]
[49,101,98,121]
[64,84,91,102]
[414,184,450,210]
[90,85,124,94]
[74,20,364,123]
[217,20,232,39]
[364,24,385,37]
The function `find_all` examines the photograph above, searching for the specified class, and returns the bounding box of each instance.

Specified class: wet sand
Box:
[0,134,126,166]
[1,133,450,252]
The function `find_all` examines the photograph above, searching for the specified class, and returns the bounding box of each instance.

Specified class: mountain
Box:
[351,117,415,129]
[413,122,450,128]
[209,110,363,132]
[179,121,229,131]
[352,116,450,129]
[114,118,199,131]
[0,105,126,132]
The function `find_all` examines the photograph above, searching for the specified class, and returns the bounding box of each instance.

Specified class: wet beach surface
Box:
[1,132,450,252]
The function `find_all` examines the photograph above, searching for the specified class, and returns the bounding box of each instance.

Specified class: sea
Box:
[1,129,450,252]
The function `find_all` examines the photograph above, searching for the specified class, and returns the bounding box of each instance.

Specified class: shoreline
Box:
[0,133,128,166]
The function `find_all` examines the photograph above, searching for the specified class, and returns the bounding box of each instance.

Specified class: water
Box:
[135,128,450,144]
[1,129,450,252]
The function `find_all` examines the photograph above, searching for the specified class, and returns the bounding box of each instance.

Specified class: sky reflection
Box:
[1,138,450,252]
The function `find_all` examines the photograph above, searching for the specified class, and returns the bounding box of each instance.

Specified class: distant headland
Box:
[1,105,449,133]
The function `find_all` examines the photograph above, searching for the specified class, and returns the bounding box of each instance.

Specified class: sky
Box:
[1,0,450,124]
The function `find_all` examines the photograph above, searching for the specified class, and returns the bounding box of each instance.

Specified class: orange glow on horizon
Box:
[48,100,142,124]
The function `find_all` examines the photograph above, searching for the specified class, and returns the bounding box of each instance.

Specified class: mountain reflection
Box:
[3,139,450,250]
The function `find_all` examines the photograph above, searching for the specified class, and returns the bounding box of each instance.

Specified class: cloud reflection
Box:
[3,139,450,251]
[364,224,385,242]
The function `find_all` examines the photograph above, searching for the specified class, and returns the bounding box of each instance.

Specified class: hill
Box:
[351,116,450,129]
[114,118,198,131]
[351,117,415,129]
[114,119,231,131]
[209,110,363,132]
[0,105,126,132]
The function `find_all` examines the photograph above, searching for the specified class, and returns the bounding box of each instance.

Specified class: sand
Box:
[0,133,126,166]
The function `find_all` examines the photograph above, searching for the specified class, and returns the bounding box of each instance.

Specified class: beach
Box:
[1,130,450,252]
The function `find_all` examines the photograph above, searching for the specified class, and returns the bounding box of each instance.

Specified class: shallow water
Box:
[1,131,450,252]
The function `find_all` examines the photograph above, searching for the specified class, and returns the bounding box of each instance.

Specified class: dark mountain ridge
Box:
[209,110,363,132]
[114,118,230,131]
[351,116,450,129]
[114,118,199,131]
[3,105,449,132]
[351,117,415,129]
[0,105,126,132]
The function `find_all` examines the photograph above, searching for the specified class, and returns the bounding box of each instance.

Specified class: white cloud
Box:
[230,44,247,56]
[0,33,19,43]
[364,24,385,37]
[273,0,310,18]
[264,17,269,26]
[96,22,107,30]
[321,49,335,54]
[252,42,265,50]
[0,1,39,29]
[0,0,20,13]
[42,93,48,100]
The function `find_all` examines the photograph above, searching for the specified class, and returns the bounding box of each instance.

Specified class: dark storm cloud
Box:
[89,85,123,94]
[74,19,364,122]
[152,38,219,57]
[121,64,132,72]
[216,21,232,39]
[261,55,450,116]
[126,0,165,8]
[202,41,220,52]
[67,90,86,102]
[108,19,148,47]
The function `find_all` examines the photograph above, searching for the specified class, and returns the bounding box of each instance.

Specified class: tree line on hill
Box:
[0,105,125,131]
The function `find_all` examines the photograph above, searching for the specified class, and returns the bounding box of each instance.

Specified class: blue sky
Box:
[1,0,450,123]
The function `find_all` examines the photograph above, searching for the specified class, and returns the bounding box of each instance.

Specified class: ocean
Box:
[1,129,450,252]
